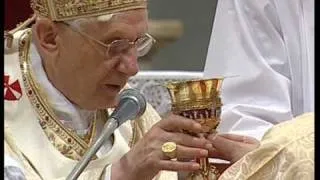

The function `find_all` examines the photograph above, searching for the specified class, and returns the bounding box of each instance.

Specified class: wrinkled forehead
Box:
[81,9,148,39]
[112,9,148,26]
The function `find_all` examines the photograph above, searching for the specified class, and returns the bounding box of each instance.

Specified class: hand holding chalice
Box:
[166,78,224,180]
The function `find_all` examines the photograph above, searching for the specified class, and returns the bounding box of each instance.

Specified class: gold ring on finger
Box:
[161,142,177,159]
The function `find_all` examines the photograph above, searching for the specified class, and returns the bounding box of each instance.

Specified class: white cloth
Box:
[204,0,314,140]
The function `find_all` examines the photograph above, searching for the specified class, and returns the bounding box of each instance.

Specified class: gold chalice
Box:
[166,78,224,180]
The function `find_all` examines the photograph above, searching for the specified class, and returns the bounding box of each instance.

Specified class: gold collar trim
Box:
[18,29,98,160]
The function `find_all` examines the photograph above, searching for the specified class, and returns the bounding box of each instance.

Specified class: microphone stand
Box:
[66,117,118,180]
[66,88,146,180]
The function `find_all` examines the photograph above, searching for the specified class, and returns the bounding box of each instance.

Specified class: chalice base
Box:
[186,164,220,180]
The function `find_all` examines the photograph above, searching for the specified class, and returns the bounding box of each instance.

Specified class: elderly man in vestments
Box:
[4,0,314,180]
[204,0,314,140]
[4,0,215,179]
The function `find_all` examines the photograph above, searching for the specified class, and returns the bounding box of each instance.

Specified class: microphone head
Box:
[110,88,147,125]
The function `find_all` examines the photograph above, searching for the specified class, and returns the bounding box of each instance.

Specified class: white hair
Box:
[36,13,116,31]
[66,14,115,30]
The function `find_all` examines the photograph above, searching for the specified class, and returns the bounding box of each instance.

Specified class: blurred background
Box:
[142,0,218,71]
[5,0,218,72]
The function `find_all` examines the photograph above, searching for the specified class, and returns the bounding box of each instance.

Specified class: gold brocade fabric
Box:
[219,112,314,180]
[30,0,147,22]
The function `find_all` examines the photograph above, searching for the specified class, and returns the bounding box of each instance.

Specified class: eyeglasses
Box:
[61,22,156,58]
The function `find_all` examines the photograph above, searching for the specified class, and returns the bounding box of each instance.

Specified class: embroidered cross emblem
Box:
[4,75,22,101]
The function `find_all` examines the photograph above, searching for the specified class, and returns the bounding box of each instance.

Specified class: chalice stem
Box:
[197,157,210,179]
[197,133,210,179]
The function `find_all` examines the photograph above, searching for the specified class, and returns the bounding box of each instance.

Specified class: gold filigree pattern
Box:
[166,78,223,134]
[30,0,147,21]
[166,78,223,112]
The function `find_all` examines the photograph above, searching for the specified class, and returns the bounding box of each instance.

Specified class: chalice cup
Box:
[166,78,224,180]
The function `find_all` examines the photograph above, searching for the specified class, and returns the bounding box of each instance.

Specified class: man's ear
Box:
[33,18,59,53]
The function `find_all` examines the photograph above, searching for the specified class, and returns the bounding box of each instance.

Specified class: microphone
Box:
[111,88,147,124]
[66,88,147,180]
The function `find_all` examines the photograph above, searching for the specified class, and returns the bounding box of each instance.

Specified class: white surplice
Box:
[204,0,314,140]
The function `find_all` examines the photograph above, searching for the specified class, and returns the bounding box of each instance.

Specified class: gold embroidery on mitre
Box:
[30,0,147,21]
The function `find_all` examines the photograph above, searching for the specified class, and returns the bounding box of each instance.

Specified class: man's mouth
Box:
[104,84,122,92]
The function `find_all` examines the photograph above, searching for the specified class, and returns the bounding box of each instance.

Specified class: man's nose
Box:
[116,50,140,76]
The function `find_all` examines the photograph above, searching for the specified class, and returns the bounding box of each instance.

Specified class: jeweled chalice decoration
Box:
[166,78,224,180]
